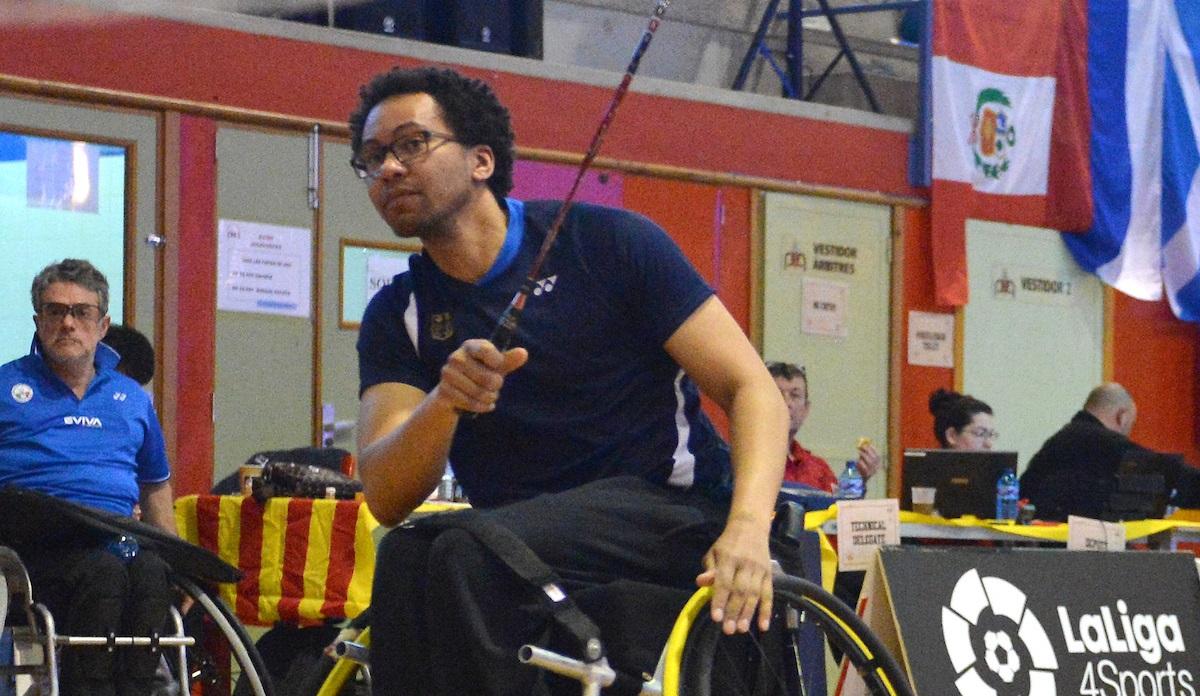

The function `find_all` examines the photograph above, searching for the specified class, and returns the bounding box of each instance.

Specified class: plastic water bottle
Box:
[105,534,139,565]
[438,464,457,501]
[995,469,1020,521]
[837,460,864,500]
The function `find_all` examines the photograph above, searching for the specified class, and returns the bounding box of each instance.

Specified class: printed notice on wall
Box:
[365,253,410,307]
[801,277,849,338]
[907,311,954,368]
[836,498,900,572]
[217,219,312,318]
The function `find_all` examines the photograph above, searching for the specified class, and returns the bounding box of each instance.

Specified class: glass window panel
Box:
[0,130,126,363]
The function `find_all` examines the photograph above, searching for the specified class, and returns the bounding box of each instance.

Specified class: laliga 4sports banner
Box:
[931,0,1091,305]
[859,547,1200,696]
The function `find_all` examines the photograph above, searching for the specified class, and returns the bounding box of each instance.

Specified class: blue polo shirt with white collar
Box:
[0,337,170,516]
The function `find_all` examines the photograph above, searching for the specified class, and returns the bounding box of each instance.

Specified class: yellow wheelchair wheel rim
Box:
[660,586,712,696]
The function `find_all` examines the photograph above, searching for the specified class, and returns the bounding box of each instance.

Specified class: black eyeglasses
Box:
[350,130,458,180]
[965,427,1000,442]
[766,361,806,380]
[39,302,104,324]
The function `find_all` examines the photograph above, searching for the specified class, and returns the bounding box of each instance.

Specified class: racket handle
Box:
[461,295,526,420]
[488,301,524,352]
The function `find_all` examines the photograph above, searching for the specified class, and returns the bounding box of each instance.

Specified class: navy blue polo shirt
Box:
[0,338,170,516]
[358,199,733,508]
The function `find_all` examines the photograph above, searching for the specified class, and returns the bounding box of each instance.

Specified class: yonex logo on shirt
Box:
[63,415,103,428]
[533,275,558,296]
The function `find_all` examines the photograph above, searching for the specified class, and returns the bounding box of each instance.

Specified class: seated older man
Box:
[0,258,175,696]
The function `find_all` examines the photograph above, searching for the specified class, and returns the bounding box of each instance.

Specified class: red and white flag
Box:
[931,0,1090,305]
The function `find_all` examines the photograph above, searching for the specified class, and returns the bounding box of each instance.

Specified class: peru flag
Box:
[931,0,1091,305]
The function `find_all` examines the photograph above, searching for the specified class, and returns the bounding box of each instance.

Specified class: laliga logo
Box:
[970,88,1016,180]
[942,569,1058,696]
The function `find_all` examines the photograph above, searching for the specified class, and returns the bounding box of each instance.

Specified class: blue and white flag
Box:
[1064,0,1200,321]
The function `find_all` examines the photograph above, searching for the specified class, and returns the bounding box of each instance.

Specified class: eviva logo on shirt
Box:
[63,415,103,428]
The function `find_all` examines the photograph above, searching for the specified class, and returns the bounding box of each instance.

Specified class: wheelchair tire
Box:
[174,575,276,696]
[675,574,913,696]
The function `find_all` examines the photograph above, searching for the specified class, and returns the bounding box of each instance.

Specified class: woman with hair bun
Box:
[929,388,997,450]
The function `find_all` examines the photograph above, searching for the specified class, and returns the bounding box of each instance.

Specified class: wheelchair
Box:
[305,506,914,696]
[307,571,911,696]
[0,488,274,696]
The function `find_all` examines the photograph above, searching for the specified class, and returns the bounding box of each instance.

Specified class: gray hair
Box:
[30,259,110,315]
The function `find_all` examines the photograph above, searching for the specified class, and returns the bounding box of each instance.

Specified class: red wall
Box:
[899,207,955,456]
[171,116,218,496]
[622,178,754,437]
[1112,293,1200,463]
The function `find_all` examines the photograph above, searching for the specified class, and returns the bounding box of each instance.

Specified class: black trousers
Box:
[369,476,734,696]
[19,543,173,696]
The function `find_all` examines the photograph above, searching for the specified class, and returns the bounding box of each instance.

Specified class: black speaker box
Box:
[336,0,428,40]
[512,0,544,59]
[277,0,542,59]
[427,1,511,54]
[427,0,542,58]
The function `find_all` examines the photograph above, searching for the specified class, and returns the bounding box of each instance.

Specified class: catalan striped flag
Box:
[1063,1,1200,321]
[174,494,378,625]
[930,0,1091,305]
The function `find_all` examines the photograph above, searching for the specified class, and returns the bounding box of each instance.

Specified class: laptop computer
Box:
[901,449,1019,518]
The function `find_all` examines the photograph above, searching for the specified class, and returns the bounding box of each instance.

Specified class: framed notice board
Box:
[339,238,420,329]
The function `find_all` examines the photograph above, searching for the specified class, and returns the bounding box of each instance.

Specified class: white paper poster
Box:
[217,219,312,318]
[365,253,410,307]
[801,277,849,338]
[907,310,955,368]
[836,498,900,572]
[1067,515,1126,551]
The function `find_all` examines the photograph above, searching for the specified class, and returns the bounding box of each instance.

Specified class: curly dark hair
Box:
[928,388,992,447]
[348,66,515,205]
[103,324,155,386]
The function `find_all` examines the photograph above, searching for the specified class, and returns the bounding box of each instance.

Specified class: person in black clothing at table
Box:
[1020,383,1198,520]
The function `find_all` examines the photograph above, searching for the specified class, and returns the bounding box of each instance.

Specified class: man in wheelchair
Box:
[350,66,790,695]
[0,259,177,696]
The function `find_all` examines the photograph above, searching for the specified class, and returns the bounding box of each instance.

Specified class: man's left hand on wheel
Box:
[695,516,774,635]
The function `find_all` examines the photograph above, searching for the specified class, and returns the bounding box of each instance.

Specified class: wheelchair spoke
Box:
[701,622,796,696]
